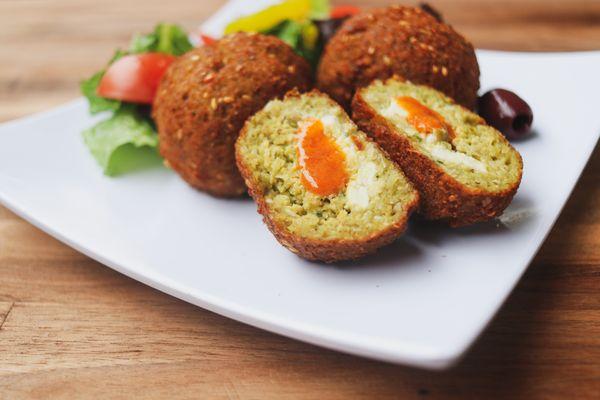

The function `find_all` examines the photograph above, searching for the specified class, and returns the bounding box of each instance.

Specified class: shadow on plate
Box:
[510,127,540,144]
[408,194,536,246]
[324,238,424,270]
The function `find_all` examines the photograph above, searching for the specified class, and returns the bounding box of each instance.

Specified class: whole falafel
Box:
[316,5,480,110]
[153,32,312,196]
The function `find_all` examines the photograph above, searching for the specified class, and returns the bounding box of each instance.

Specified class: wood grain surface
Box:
[1,0,599,398]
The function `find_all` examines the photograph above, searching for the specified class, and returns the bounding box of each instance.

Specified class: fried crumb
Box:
[351,135,365,150]
[202,73,215,83]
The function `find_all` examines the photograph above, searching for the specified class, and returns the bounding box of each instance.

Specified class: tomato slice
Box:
[330,5,360,19]
[200,34,217,46]
[97,53,176,104]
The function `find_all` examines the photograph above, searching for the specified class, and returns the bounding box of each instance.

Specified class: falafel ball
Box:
[153,32,312,196]
[316,5,480,110]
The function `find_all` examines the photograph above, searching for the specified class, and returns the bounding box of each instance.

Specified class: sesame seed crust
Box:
[153,32,312,197]
[317,6,480,110]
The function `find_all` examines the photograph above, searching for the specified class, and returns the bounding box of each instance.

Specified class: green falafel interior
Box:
[359,79,522,192]
[236,91,418,240]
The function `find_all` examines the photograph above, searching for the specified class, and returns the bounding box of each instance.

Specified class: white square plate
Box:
[1,0,599,369]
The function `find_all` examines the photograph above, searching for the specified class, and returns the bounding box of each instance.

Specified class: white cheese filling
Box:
[428,143,487,173]
[382,99,408,120]
[302,115,387,210]
[320,114,336,128]
[384,99,487,174]
[346,161,378,210]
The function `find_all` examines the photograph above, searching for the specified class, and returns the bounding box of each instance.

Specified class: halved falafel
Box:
[235,90,419,262]
[316,5,480,110]
[153,32,312,196]
[352,78,522,227]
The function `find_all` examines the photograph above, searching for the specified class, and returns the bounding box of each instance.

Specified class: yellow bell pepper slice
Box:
[301,22,319,51]
[224,0,312,34]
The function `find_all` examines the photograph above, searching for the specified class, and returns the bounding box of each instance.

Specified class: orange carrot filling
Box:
[396,96,452,136]
[297,119,348,196]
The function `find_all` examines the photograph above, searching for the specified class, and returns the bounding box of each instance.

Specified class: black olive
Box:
[419,3,444,22]
[315,17,349,46]
[478,89,533,140]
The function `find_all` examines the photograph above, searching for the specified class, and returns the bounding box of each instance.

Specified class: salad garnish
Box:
[81,23,192,175]
[81,1,359,176]
[223,0,350,68]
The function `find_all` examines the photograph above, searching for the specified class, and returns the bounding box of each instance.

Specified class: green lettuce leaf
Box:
[264,19,322,69]
[82,105,160,176]
[80,71,121,115]
[129,23,193,55]
[276,20,304,48]
[80,49,126,114]
[81,23,192,175]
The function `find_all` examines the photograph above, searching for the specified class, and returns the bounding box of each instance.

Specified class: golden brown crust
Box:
[235,90,419,263]
[351,88,522,227]
[153,32,312,197]
[316,5,480,110]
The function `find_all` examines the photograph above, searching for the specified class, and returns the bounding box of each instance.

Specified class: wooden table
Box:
[1,1,599,398]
